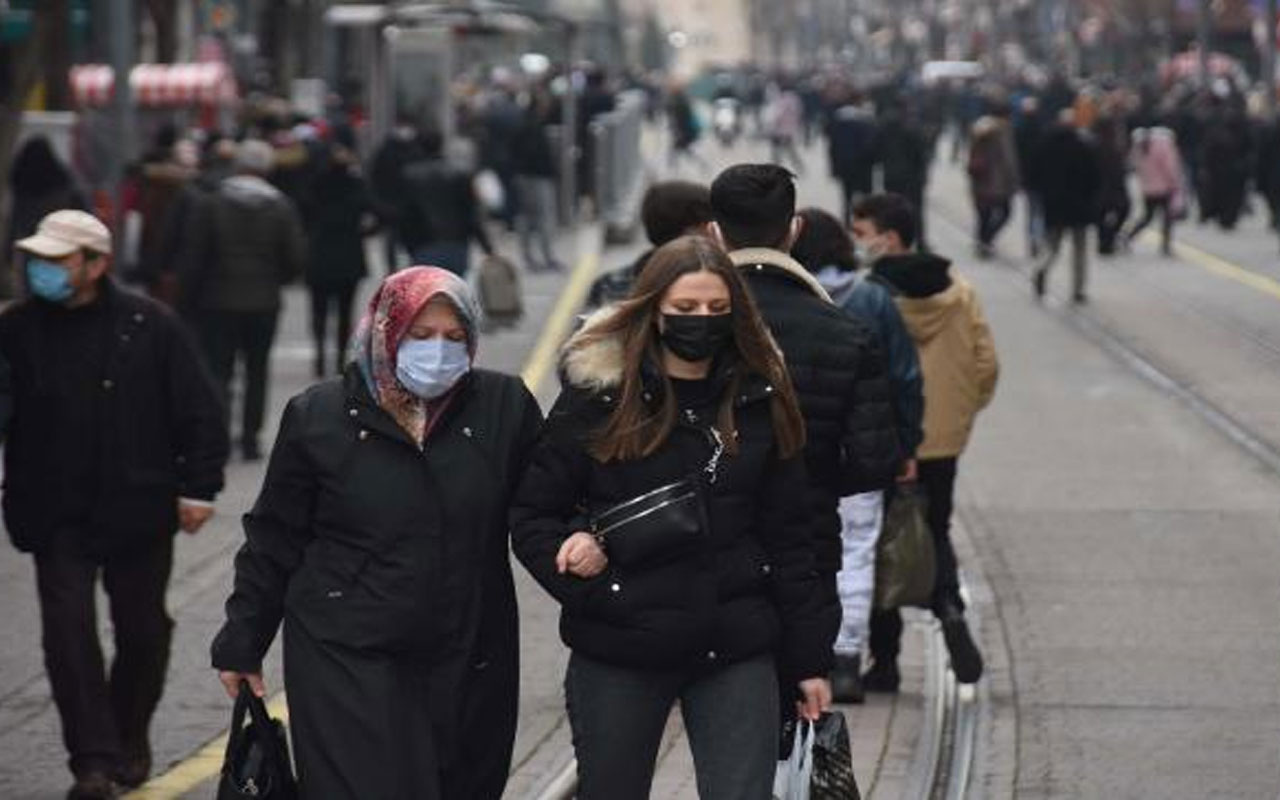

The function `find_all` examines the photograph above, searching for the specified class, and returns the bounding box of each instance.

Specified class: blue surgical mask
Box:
[395,338,471,400]
[26,258,74,303]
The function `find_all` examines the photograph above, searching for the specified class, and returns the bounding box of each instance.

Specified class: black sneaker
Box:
[831,653,865,704]
[1032,269,1047,300]
[115,750,151,789]
[941,614,984,684]
[862,659,901,693]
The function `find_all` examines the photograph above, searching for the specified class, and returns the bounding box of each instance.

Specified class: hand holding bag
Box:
[873,484,937,609]
[216,681,298,800]
[774,713,862,800]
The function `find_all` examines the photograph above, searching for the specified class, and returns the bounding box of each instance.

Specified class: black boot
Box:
[940,605,984,684]
[862,658,900,693]
[67,772,119,800]
[831,653,865,704]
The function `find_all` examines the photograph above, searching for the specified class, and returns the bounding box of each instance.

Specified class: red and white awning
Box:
[70,63,238,108]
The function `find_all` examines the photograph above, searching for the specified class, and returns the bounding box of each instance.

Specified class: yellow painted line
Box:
[520,239,603,396]
[124,694,289,799]
[1146,232,1280,301]
[127,231,602,799]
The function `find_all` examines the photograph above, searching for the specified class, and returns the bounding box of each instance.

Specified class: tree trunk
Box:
[147,0,178,63]
[0,7,55,285]
[42,0,73,110]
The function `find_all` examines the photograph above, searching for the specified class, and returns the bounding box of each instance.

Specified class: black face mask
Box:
[660,313,734,363]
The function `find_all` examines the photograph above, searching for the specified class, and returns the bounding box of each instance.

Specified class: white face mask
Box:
[395,338,471,400]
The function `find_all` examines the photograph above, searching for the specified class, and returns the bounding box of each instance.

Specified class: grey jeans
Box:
[565,652,779,800]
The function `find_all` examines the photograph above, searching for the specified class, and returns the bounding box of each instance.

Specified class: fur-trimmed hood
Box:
[561,305,627,392]
[729,248,833,303]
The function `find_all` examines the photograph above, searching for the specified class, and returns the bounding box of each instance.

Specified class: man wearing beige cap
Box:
[0,209,229,799]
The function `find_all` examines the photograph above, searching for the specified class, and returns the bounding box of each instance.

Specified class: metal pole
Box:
[1266,0,1278,118]
[1198,0,1212,87]
[109,0,136,230]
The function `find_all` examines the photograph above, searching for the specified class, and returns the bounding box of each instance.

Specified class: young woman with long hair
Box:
[511,236,837,800]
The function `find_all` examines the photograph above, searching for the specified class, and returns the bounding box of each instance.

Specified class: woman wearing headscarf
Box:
[211,267,543,799]
[511,237,837,800]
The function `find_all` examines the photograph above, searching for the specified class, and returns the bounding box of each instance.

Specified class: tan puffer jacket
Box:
[895,273,999,459]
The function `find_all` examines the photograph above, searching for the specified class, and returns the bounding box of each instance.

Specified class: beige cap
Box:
[16,209,112,258]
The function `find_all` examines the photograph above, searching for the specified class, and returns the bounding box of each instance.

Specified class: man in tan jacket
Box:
[851,193,999,689]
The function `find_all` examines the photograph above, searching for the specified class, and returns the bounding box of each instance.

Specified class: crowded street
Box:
[2,1,1280,799]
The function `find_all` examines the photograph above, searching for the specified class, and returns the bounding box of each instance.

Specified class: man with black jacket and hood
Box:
[708,164,901,698]
[1,210,228,799]
[851,193,998,691]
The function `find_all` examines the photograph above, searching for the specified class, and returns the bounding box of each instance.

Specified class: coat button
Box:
[610,583,621,593]
[133,313,144,323]
[707,650,718,661]
[358,430,369,440]
[463,427,473,438]
[602,395,613,404]
[348,408,358,417]
[764,385,774,394]
[101,379,114,391]
[761,564,772,575]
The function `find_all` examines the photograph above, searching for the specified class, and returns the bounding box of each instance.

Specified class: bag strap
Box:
[221,681,253,767]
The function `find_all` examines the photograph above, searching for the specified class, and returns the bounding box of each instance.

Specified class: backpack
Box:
[476,254,523,327]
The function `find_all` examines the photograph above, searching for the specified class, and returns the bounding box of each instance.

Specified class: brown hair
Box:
[574,235,806,463]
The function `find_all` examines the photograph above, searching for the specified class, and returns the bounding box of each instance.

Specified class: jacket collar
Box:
[729,248,834,303]
[342,366,476,449]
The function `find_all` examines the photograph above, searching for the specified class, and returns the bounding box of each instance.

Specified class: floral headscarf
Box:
[349,266,482,443]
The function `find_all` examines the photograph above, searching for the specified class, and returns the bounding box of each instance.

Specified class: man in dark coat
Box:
[397,130,495,277]
[1032,113,1102,304]
[877,102,933,252]
[586,180,713,309]
[709,164,901,597]
[180,139,306,461]
[1,210,228,799]
[825,90,880,224]
[369,119,426,273]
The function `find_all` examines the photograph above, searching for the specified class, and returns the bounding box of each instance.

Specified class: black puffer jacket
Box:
[510,310,840,681]
[731,249,900,574]
[0,281,228,555]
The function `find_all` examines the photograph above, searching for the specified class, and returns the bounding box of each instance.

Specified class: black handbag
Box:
[216,682,298,800]
[590,427,726,569]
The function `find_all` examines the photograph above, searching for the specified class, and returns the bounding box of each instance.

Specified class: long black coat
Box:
[732,250,901,578]
[300,163,374,290]
[211,368,542,800]
[511,325,839,683]
[0,281,228,555]
[1034,125,1102,228]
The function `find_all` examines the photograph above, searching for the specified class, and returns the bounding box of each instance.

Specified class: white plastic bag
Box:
[474,169,505,214]
[773,720,814,800]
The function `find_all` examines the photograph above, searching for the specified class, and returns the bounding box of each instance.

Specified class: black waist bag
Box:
[591,480,705,568]
[217,682,298,800]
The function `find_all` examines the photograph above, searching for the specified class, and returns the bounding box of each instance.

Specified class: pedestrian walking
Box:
[1032,112,1102,304]
[181,139,306,461]
[667,84,709,172]
[6,137,86,292]
[967,110,1020,259]
[512,86,564,274]
[1126,127,1185,256]
[587,180,713,309]
[764,81,806,174]
[710,164,901,662]
[1198,99,1253,231]
[369,118,426,273]
[877,102,933,252]
[1093,115,1132,256]
[1014,96,1048,258]
[213,267,543,800]
[851,194,998,690]
[1,210,228,799]
[397,129,495,277]
[132,132,199,304]
[825,90,879,224]
[299,131,376,379]
[511,237,837,800]
[793,206,924,703]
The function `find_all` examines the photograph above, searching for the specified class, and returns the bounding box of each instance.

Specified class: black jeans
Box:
[975,199,1012,247]
[197,309,279,447]
[35,536,174,778]
[870,457,962,664]
[1127,194,1175,253]
[308,284,357,377]
[565,652,779,800]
